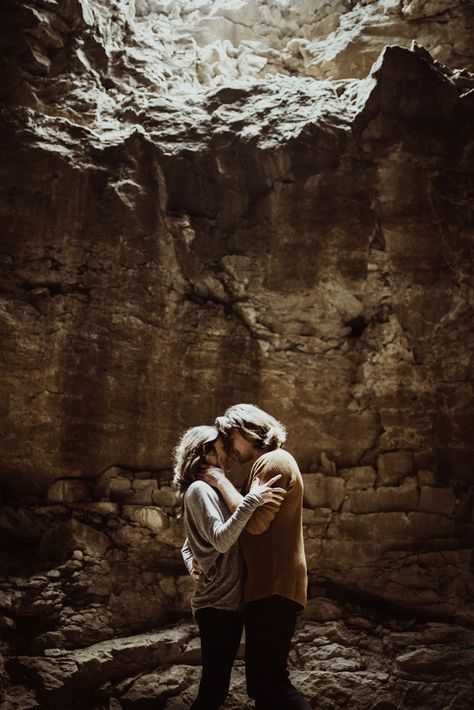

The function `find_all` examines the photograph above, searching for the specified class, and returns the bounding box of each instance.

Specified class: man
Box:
[202,403,310,710]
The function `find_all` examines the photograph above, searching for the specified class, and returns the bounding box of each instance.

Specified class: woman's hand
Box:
[199,466,226,489]
[251,474,286,506]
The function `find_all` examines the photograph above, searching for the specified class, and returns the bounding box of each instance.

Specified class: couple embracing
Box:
[173,403,311,710]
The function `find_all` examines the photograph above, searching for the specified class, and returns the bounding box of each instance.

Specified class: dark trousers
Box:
[244,595,312,710]
[190,607,244,710]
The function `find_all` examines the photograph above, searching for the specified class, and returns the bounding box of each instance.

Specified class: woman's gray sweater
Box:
[181,480,262,615]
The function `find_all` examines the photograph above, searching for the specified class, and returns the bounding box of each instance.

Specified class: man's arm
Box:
[245,463,293,535]
[201,465,288,536]
[199,467,286,532]
[244,499,281,535]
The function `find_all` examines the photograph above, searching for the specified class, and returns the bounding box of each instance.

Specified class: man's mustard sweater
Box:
[240,447,307,608]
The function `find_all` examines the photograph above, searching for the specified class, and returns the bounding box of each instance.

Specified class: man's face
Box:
[230,430,258,464]
[204,436,230,473]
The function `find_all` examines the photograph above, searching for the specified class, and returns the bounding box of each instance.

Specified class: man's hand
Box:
[191,557,204,581]
[199,465,226,489]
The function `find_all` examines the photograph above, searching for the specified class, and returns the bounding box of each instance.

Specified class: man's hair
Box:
[216,403,286,451]
[172,425,219,514]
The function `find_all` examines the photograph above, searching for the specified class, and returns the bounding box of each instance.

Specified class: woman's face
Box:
[204,436,230,473]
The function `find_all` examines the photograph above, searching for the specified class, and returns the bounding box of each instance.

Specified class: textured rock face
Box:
[1,1,474,707]
[1,0,474,493]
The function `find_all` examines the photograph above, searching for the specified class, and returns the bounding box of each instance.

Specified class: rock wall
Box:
[1,0,474,493]
[1,1,474,707]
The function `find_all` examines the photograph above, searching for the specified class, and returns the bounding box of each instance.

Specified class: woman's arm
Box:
[199,467,288,536]
[187,483,261,554]
[181,537,194,574]
[187,479,285,554]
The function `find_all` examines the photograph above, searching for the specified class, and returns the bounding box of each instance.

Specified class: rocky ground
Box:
[1,467,473,708]
[2,590,474,709]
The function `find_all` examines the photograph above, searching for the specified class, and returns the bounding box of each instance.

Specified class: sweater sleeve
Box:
[186,482,263,554]
[181,537,194,575]
[245,456,293,535]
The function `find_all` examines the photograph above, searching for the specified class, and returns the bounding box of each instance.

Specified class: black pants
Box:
[190,607,244,710]
[244,595,312,710]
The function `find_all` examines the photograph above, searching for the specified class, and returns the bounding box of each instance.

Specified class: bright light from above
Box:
[132,0,353,90]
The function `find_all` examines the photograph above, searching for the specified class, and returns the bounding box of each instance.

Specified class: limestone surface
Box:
[1,2,474,496]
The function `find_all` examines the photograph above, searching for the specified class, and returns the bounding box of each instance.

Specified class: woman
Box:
[173,425,285,710]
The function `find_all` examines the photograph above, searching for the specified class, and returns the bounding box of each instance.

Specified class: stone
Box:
[303,474,346,511]
[319,451,337,476]
[302,598,344,622]
[124,482,157,505]
[0,686,40,709]
[303,537,324,569]
[159,576,176,598]
[107,479,134,503]
[302,506,333,533]
[419,486,456,516]
[376,452,413,486]
[131,479,157,491]
[47,479,91,504]
[339,467,377,491]
[119,665,200,707]
[180,636,203,664]
[12,625,195,701]
[176,574,196,605]
[0,614,16,629]
[78,502,119,515]
[2,610,474,709]
[0,590,17,610]
[122,506,169,531]
[395,645,474,677]
[330,511,455,544]
[152,486,178,508]
[94,469,133,500]
[39,519,110,560]
[417,470,437,485]
[347,481,419,514]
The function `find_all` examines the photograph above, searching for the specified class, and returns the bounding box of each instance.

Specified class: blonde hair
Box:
[172,425,219,515]
[216,403,286,451]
